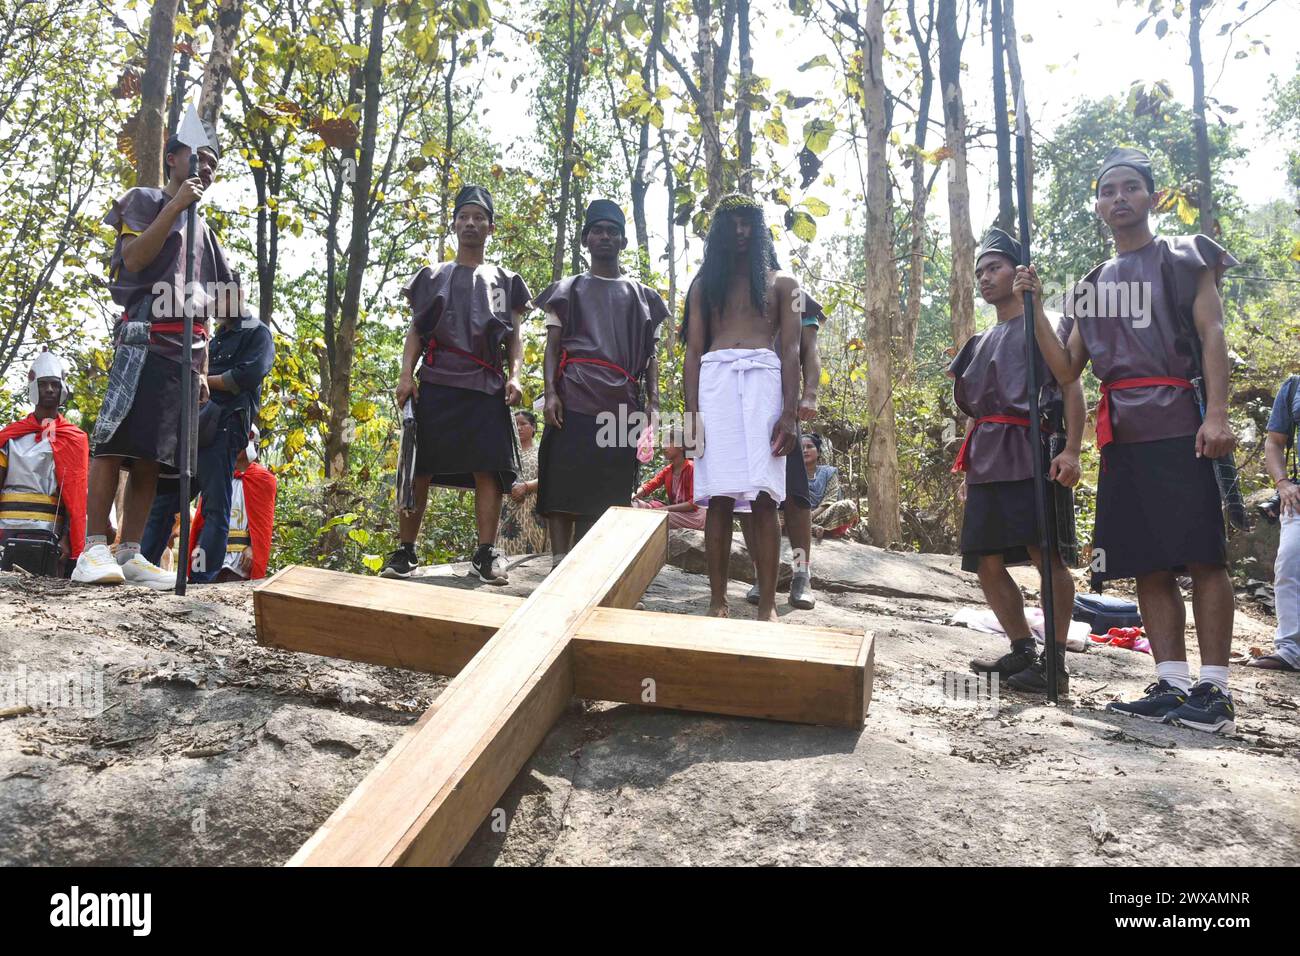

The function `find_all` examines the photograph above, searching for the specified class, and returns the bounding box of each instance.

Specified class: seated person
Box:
[185,428,277,581]
[0,351,88,576]
[632,430,705,530]
[803,433,857,540]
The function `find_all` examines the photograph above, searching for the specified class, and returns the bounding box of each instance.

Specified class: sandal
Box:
[1247,654,1300,672]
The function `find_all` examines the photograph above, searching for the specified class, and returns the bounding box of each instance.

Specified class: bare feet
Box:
[707,601,729,618]
[1248,654,1298,672]
[756,606,778,623]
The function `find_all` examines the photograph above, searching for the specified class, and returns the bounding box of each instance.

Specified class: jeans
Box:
[1275,512,1300,667]
[141,417,241,583]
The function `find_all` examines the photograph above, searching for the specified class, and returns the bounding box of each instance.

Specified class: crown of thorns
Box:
[713,193,762,215]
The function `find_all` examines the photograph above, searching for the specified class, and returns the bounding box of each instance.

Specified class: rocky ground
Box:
[2,532,1297,866]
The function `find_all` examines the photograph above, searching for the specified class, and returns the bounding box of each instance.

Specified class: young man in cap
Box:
[534,199,669,562]
[383,184,530,584]
[0,350,89,576]
[951,228,1085,693]
[684,194,802,622]
[76,127,239,590]
[139,276,273,582]
[1030,146,1240,732]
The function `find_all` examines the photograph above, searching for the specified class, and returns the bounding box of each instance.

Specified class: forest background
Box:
[1,0,1297,573]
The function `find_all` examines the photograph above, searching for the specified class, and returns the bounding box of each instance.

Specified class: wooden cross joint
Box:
[254,508,874,866]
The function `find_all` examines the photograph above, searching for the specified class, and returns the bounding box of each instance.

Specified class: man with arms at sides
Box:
[1030,146,1240,732]
[75,129,231,590]
[382,184,530,585]
[0,350,88,576]
[684,194,801,622]
[533,199,668,565]
[951,228,1085,694]
[1253,372,1300,673]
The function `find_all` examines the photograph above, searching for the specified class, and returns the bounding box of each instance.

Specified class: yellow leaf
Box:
[819,369,830,386]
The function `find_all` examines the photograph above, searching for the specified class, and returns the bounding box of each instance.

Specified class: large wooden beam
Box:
[289,507,668,866]
[256,567,872,726]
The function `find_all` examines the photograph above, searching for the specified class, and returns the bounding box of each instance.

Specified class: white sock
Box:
[1155,660,1192,693]
[85,534,107,550]
[1198,665,1230,694]
[116,542,140,565]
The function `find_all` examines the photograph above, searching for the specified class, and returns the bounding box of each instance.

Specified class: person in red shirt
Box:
[631,431,704,530]
[187,429,277,581]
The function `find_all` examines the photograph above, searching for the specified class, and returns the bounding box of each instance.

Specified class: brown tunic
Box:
[949,316,1061,485]
[1062,234,1237,445]
[105,187,240,373]
[533,273,668,417]
[403,262,531,396]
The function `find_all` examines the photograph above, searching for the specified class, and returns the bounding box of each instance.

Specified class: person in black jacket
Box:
[140,282,275,582]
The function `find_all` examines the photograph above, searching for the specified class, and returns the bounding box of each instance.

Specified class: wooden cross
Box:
[253,507,874,866]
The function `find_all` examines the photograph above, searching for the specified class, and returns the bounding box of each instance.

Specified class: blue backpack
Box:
[1072,593,1142,634]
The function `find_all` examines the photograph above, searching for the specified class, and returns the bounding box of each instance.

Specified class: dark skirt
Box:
[536,411,639,518]
[1091,434,1225,590]
[415,382,520,492]
[960,475,1076,573]
[782,430,811,510]
[92,350,198,474]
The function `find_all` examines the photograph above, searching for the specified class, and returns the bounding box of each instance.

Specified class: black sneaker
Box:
[471,546,509,585]
[1166,682,1236,735]
[379,547,417,579]
[970,642,1037,678]
[1106,680,1188,723]
[1007,657,1070,695]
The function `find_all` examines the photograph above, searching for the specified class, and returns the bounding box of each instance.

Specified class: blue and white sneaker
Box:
[1106,680,1187,723]
[1166,682,1236,735]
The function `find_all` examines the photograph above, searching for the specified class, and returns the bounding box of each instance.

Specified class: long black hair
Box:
[698,197,775,325]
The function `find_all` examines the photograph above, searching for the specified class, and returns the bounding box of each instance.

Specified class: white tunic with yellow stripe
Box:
[222,475,252,578]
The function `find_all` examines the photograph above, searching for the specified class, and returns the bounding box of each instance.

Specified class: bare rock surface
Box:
[2,539,1297,867]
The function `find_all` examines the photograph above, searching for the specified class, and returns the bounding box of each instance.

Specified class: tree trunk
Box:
[199,0,244,131]
[860,0,902,547]
[438,35,457,262]
[693,0,724,205]
[990,0,1014,232]
[1002,0,1032,216]
[937,0,975,349]
[903,0,936,364]
[551,0,582,281]
[326,1,386,484]
[1189,0,1214,234]
[136,0,182,187]
[736,0,753,193]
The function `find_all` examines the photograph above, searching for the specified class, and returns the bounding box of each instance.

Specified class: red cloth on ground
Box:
[0,414,89,557]
[187,462,278,580]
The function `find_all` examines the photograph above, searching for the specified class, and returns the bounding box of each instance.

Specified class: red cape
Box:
[188,462,278,580]
[0,413,89,557]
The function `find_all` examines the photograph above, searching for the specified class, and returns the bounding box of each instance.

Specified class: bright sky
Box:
[477,0,1300,282]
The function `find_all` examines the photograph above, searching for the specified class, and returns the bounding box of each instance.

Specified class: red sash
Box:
[424,337,502,379]
[951,415,1031,474]
[557,349,635,383]
[118,312,209,339]
[1096,377,1193,449]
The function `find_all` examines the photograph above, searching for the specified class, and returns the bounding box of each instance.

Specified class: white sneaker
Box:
[118,554,176,591]
[71,544,125,585]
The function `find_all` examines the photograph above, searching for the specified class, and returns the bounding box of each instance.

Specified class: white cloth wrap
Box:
[693,347,786,511]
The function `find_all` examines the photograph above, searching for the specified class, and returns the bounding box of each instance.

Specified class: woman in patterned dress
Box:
[498,410,546,555]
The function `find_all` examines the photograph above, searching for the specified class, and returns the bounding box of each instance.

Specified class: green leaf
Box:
[788,209,817,241]
[801,197,830,217]
[348,528,371,546]
[797,54,832,72]
[802,118,835,155]
[763,116,789,146]
[362,554,384,572]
